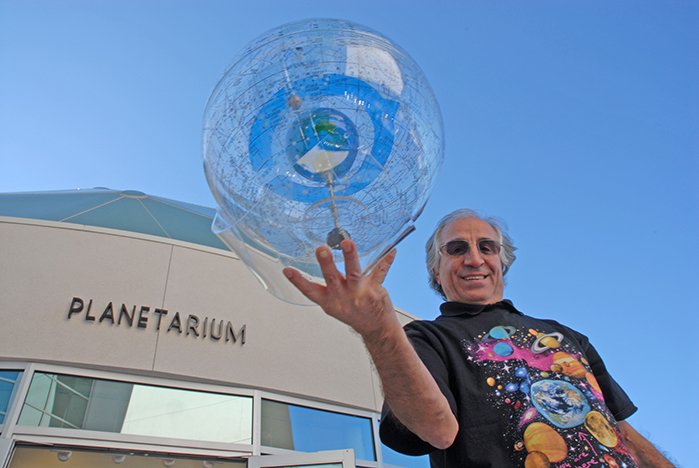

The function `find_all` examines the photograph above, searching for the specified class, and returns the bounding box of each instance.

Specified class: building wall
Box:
[0,217,417,412]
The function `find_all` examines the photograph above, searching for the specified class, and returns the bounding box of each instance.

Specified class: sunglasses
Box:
[440,239,502,257]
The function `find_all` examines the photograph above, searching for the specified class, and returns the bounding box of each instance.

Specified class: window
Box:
[0,370,22,426]
[8,369,424,468]
[8,445,247,468]
[261,399,375,461]
[17,373,253,444]
[380,443,430,468]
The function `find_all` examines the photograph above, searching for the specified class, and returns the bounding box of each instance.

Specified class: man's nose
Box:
[462,248,485,267]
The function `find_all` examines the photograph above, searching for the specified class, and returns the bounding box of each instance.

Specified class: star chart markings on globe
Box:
[203,18,443,303]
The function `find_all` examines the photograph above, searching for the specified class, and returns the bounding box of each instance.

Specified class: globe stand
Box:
[322,173,351,249]
[302,195,368,250]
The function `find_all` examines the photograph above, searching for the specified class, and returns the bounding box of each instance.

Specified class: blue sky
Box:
[1,1,696,466]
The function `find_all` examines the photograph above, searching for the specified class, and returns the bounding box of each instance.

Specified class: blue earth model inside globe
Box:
[202,18,444,304]
[287,108,359,183]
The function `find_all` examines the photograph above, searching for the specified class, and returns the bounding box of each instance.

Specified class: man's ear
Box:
[434,268,441,285]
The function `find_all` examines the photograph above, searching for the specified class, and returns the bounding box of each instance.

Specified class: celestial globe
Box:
[203,18,444,305]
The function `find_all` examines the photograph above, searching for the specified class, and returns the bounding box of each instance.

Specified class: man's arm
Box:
[283,240,459,449]
[618,421,677,468]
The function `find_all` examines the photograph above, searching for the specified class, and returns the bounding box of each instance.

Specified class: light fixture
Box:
[113,454,126,464]
[162,459,176,467]
[57,451,72,462]
[202,462,214,468]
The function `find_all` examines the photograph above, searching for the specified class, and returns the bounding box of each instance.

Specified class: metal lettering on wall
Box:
[67,297,246,345]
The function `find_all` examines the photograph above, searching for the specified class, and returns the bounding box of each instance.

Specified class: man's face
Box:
[434,217,505,304]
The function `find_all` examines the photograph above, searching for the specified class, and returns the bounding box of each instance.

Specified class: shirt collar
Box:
[439,299,521,317]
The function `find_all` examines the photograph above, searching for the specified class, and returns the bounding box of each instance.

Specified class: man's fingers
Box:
[370,249,397,284]
[316,246,346,289]
[283,267,326,304]
[286,244,394,308]
[340,240,364,287]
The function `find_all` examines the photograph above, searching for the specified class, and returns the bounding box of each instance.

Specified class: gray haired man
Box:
[284,209,675,467]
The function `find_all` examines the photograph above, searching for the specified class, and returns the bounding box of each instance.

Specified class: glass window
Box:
[17,373,252,444]
[0,370,22,426]
[381,443,430,468]
[261,399,375,461]
[8,445,247,468]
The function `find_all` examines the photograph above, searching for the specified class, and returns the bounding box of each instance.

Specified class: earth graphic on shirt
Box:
[530,379,591,428]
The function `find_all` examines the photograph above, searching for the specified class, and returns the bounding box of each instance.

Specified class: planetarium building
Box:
[0,189,427,468]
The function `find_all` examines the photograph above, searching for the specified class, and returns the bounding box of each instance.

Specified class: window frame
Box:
[257,391,379,467]
[4,362,256,458]
[248,448,356,468]
[0,362,424,468]
[0,366,24,431]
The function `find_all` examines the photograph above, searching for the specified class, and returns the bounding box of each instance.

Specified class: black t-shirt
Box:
[380,301,638,468]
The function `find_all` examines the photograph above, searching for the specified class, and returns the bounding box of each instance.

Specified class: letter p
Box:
[68,297,84,319]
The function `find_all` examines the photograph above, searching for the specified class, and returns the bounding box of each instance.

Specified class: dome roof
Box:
[0,188,230,252]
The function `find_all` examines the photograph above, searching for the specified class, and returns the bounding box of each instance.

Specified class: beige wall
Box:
[0,217,418,412]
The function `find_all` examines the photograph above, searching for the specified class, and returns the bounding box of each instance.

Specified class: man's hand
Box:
[283,239,397,338]
[283,240,459,450]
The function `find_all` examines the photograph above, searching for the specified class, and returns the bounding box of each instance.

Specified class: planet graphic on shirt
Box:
[603,454,620,468]
[524,450,551,468]
[487,325,516,339]
[530,380,591,428]
[585,372,602,394]
[584,411,618,448]
[551,352,587,379]
[487,326,516,356]
[531,332,564,353]
[493,342,514,357]
[523,422,567,463]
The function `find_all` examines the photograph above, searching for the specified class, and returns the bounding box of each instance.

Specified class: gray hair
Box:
[425,209,517,299]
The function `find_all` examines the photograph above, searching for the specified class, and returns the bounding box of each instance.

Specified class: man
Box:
[283,209,675,467]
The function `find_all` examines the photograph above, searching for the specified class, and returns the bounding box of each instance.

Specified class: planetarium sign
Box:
[67,297,246,345]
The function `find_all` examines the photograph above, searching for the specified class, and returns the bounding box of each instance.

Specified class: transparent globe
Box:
[203,18,444,305]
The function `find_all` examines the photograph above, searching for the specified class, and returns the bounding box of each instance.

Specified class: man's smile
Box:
[460,274,487,281]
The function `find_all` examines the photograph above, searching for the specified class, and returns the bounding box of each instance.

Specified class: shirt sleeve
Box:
[550,320,638,421]
[379,322,457,455]
[581,335,638,421]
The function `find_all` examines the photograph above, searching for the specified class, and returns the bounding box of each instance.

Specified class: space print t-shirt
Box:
[379,300,638,468]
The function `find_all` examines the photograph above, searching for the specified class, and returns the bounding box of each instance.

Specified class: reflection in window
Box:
[17,373,253,444]
[8,445,247,468]
[381,443,430,468]
[261,399,375,461]
[121,385,252,443]
[0,371,22,426]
